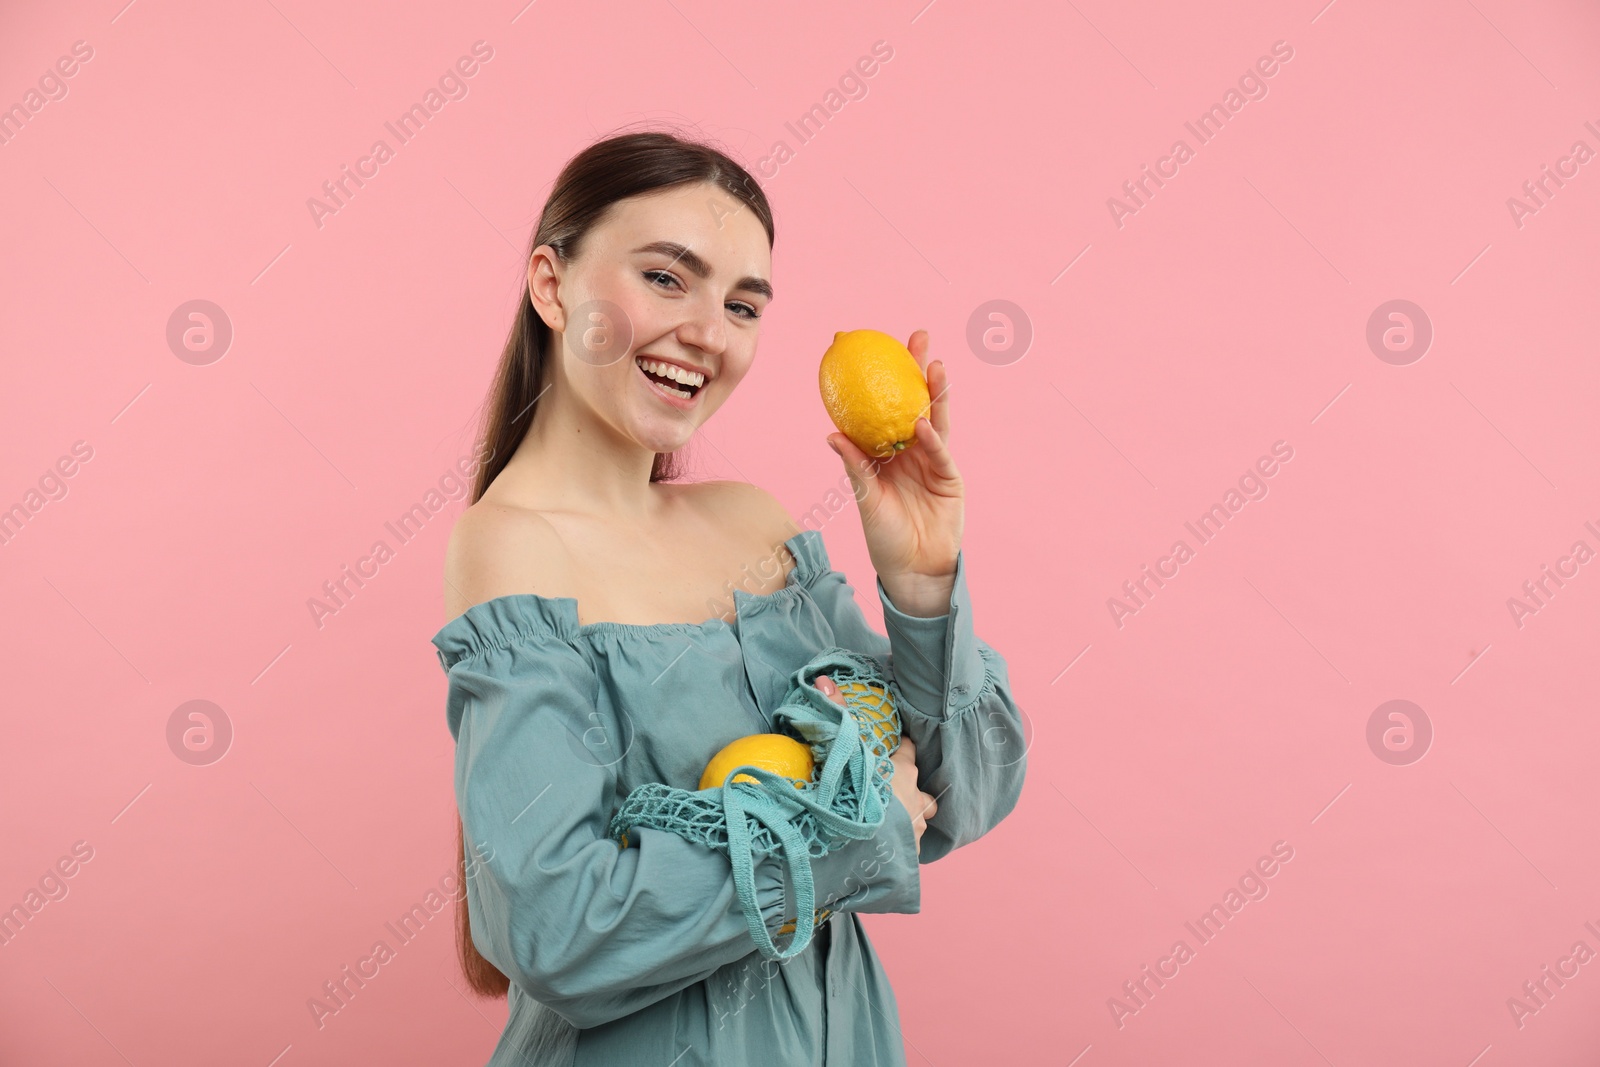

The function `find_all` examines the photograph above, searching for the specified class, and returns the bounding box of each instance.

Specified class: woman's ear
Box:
[526,245,566,333]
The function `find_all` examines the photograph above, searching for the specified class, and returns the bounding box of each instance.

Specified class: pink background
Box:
[3,0,1599,1063]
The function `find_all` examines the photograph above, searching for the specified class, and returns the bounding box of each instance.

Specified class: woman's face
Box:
[530,180,774,455]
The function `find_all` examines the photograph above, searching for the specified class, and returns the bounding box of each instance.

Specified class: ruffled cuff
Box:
[875,550,987,723]
[756,796,922,934]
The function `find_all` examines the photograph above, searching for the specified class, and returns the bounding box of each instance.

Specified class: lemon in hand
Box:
[699,733,815,791]
[819,329,930,459]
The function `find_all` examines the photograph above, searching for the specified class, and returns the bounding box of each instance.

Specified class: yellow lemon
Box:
[833,679,901,753]
[777,906,834,936]
[819,330,930,459]
[699,733,815,791]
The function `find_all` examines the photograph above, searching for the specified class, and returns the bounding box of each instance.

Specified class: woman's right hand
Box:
[816,675,938,856]
[888,734,937,855]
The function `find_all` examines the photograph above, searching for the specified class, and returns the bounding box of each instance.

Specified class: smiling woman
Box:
[430,127,1027,1066]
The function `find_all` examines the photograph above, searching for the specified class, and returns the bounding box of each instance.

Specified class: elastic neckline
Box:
[431,528,830,668]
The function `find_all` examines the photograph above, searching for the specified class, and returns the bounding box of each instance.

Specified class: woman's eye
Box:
[645,271,760,320]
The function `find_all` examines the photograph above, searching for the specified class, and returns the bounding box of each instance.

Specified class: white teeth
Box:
[635,357,705,388]
[636,357,696,399]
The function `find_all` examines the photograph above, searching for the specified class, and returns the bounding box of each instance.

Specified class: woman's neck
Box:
[494,392,666,523]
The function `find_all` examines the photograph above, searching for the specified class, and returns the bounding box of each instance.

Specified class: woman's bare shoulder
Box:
[693,480,805,549]
[441,500,572,624]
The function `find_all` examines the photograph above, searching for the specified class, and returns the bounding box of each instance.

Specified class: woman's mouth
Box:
[635,356,706,405]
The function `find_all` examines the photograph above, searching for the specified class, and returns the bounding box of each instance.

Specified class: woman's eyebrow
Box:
[632,240,774,300]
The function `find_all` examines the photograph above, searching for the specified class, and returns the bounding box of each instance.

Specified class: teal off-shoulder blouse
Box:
[431,528,1027,1066]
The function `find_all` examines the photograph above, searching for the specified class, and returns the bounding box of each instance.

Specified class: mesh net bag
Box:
[605,646,905,960]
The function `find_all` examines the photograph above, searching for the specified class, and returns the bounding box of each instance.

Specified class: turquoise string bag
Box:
[606,646,904,961]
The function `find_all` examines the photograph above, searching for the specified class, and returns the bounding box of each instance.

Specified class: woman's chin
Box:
[626,400,711,452]
[626,419,697,456]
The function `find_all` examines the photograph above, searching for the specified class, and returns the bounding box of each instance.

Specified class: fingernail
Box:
[827,439,841,455]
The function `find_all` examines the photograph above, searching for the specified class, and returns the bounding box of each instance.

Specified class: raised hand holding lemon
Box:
[819,328,964,619]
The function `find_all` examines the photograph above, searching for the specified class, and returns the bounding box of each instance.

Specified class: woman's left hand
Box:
[826,329,964,617]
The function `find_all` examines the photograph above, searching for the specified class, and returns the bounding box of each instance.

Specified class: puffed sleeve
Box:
[442,630,922,1029]
[799,547,1028,864]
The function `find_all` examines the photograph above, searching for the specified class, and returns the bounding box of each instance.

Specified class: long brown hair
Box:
[454,127,776,998]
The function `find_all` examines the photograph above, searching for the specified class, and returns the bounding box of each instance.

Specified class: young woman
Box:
[431,129,1028,1065]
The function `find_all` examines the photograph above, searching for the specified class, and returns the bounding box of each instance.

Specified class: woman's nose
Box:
[677,302,727,355]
